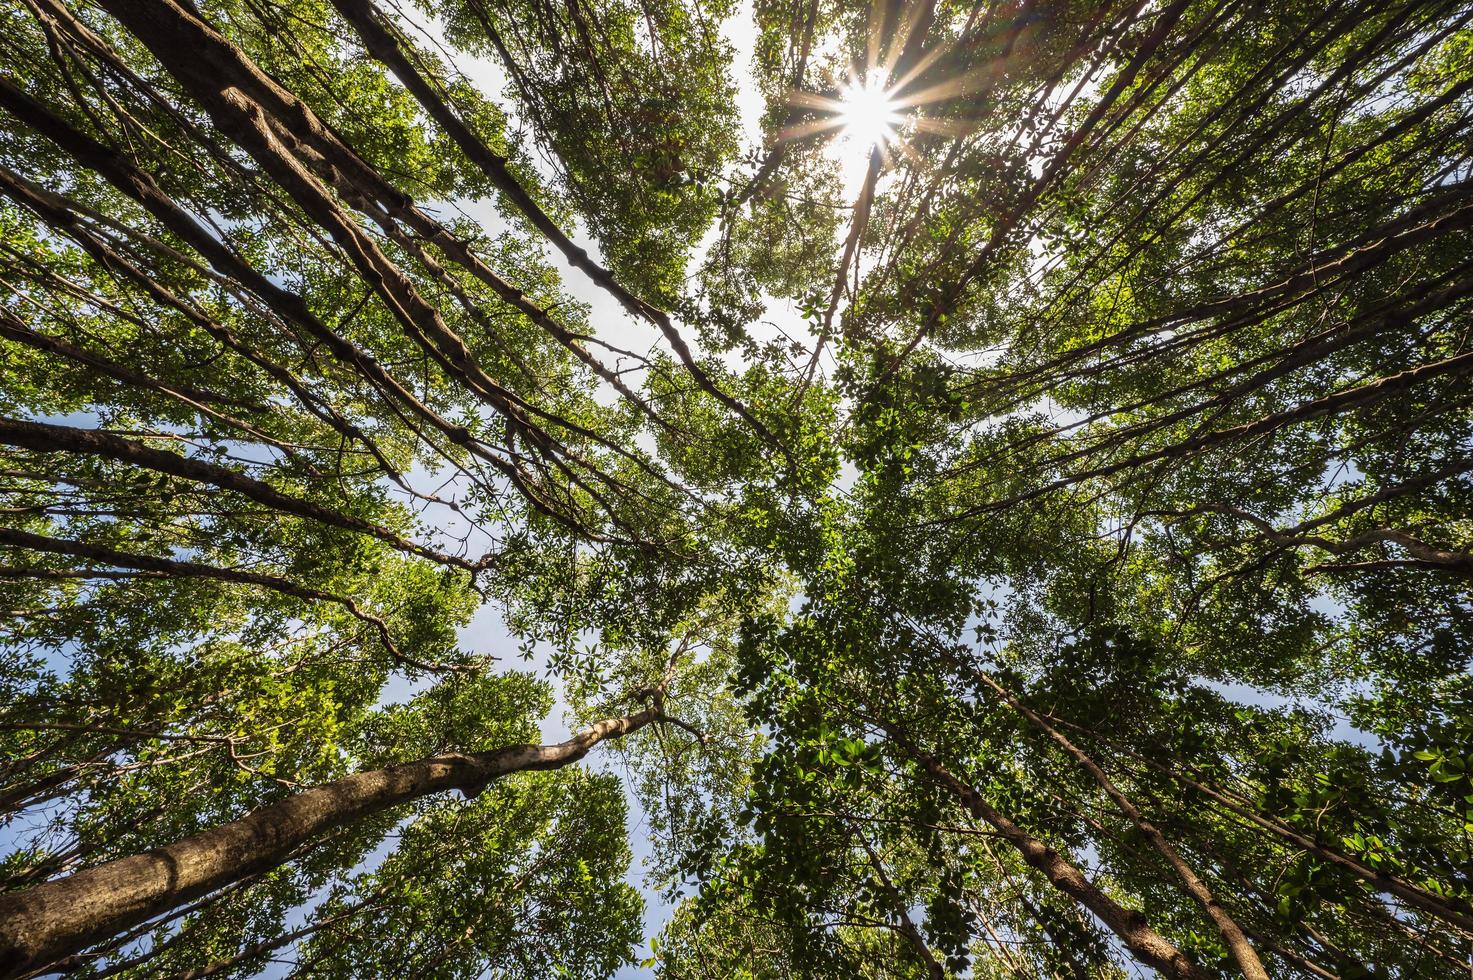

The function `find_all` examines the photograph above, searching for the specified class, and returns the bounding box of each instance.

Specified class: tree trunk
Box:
[878,720,1211,980]
[0,525,444,672]
[0,709,658,979]
[1053,714,1473,932]
[88,0,777,455]
[0,416,474,571]
[971,668,1269,980]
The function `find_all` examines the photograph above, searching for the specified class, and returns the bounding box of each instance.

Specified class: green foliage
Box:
[3,0,1472,976]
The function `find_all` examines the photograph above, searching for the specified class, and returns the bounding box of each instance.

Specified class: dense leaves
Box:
[1,0,1470,976]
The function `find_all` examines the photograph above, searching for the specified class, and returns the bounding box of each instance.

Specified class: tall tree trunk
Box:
[0,709,659,979]
[852,825,944,980]
[1052,713,1473,932]
[970,668,1269,980]
[323,0,647,322]
[87,0,779,455]
[878,719,1211,980]
[0,525,440,672]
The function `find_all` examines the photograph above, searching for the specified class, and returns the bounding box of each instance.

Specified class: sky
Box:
[2,4,1395,975]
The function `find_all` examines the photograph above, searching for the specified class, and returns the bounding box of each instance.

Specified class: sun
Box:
[837,71,901,151]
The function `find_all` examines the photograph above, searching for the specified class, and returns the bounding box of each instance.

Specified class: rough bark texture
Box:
[323,0,649,320]
[1110,734,1473,933]
[0,710,657,978]
[0,76,518,492]
[0,524,441,670]
[93,0,778,454]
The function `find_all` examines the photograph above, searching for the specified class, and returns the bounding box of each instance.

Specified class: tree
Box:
[0,694,660,976]
[2,0,1470,976]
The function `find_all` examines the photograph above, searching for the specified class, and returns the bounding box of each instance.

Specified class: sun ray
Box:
[889,53,1014,111]
[787,90,845,112]
[776,115,848,143]
[879,0,934,81]
[887,40,952,99]
[911,115,983,138]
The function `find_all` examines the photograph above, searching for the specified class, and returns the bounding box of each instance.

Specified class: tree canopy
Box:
[0,0,1470,976]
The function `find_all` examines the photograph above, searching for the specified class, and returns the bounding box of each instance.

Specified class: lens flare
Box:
[837,72,901,151]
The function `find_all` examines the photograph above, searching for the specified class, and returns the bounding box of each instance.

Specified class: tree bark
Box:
[0,78,547,514]
[0,708,658,979]
[89,0,779,455]
[852,826,944,980]
[323,0,644,318]
[0,525,441,671]
[1050,713,1473,932]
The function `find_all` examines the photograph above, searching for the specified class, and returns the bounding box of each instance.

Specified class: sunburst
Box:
[837,70,902,151]
[773,10,987,162]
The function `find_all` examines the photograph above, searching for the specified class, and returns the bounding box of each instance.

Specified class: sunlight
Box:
[776,67,910,195]
[837,71,900,151]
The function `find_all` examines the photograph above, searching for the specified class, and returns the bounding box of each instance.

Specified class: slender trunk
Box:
[0,416,475,571]
[0,525,437,672]
[0,308,323,473]
[878,721,1210,980]
[322,0,644,321]
[1015,890,1092,980]
[972,670,1269,979]
[960,318,1473,517]
[1054,714,1473,932]
[164,899,379,980]
[91,0,778,454]
[0,766,79,820]
[74,0,661,532]
[0,709,658,978]
[1265,940,1340,980]
[0,78,552,522]
[0,161,416,498]
[0,312,261,412]
[853,828,944,980]
[968,898,1031,979]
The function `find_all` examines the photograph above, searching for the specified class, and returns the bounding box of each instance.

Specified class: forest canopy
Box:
[0,0,1470,976]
